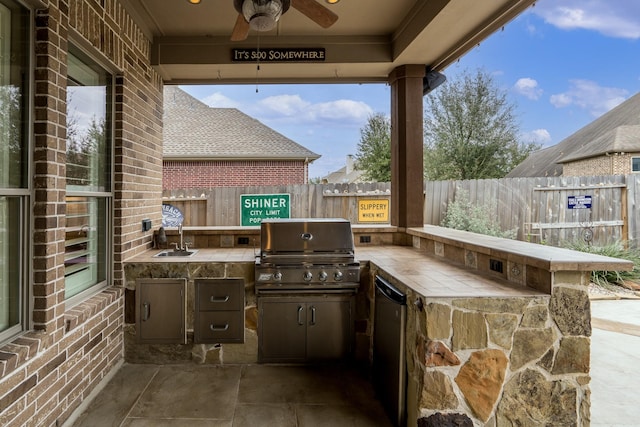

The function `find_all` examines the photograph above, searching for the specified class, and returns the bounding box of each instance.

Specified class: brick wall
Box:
[0,1,162,426]
[563,153,638,176]
[163,160,309,190]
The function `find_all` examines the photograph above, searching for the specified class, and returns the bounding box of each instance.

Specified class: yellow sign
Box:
[358,199,389,223]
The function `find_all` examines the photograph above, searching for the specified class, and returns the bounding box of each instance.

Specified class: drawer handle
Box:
[210,323,229,331]
[210,295,230,303]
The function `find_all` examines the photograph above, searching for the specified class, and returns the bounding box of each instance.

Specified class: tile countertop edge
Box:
[407,225,634,272]
[356,246,548,298]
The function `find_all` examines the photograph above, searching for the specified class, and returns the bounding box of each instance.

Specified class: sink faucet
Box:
[177,224,184,251]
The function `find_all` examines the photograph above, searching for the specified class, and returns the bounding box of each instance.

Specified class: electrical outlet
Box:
[489,259,503,273]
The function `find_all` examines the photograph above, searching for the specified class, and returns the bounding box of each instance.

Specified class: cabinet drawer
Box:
[195,279,244,311]
[195,311,244,343]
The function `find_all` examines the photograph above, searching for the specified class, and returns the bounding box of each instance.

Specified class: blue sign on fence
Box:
[567,195,592,209]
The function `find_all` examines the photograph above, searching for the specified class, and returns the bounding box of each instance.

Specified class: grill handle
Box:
[297,305,304,325]
[310,306,316,325]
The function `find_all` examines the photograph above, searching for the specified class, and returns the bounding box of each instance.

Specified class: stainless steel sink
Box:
[154,249,198,257]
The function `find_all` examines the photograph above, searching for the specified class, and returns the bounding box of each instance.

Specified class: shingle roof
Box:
[508,92,640,177]
[163,86,320,161]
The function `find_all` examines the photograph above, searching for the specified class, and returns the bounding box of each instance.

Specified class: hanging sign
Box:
[232,48,326,62]
[162,204,184,227]
[567,195,592,209]
[241,193,291,226]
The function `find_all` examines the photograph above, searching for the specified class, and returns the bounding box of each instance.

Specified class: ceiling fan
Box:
[231,0,338,41]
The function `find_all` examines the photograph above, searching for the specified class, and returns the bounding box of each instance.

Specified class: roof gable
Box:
[163,86,320,161]
[509,91,640,177]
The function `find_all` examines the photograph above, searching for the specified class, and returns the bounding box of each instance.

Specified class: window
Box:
[0,0,30,341]
[632,157,640,173]
[65,48,112,304]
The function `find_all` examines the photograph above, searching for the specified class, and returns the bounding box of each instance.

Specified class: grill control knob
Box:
[318,271,328,282]
[334,271,343,281]
[303,271,313,282]
[273,271,282,281]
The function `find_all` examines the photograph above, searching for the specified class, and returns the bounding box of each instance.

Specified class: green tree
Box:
[423,68,539,180]
[353,112,391,182]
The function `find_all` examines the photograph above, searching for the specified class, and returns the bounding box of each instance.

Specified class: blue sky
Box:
[180,0,640,179]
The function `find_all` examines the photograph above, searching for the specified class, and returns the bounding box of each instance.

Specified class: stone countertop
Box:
[356,246,547,298]
[128,221,633,299]
[128,246,550,299]
[127,248,257,263]
[408,225,634,272]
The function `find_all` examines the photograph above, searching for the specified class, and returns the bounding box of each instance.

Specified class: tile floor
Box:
[70,363,393,427]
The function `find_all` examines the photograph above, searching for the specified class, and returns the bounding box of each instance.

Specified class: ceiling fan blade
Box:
[291,0,338,28]
[231,13,250,41]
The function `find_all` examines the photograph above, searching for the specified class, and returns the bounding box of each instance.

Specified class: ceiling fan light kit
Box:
[231,0,338,41]
[242,0,287,31]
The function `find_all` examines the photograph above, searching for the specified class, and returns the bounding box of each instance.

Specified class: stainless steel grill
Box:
[255,218,360,294]
[255,218,360,363]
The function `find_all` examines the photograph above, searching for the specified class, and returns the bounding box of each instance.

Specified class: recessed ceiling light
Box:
[326,0,340,4]
[188,0,201,4]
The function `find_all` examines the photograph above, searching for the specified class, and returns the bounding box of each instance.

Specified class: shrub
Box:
[563,240,640,286]
[441,189,516,239]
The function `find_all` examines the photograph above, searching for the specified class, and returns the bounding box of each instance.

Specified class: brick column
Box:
[32,8,68,334]
[389,65,425,228]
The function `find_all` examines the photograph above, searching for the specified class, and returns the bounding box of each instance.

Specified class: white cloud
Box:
[514,78,543,100]
[531,0,640,39]
[550,79,628,116]
[306,99,373,122]
[254,94,311,117]
[522,128,552,145]
[201,92,241,108]
[247,95,373,125]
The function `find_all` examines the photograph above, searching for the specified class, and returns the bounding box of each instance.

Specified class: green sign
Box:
[241,194,291,226]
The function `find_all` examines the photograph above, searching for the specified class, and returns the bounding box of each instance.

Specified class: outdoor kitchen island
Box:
[123,224,633,427]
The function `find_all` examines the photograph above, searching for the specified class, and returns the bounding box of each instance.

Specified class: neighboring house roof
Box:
[508,91,640,177]
[323,155,364,183]
[163,86,320,161]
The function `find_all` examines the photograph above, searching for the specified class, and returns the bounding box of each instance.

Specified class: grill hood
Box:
[260,218,354,256]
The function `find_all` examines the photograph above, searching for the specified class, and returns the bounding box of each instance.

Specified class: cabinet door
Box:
[306,299,352,360]
[136,279,186,344]
[259,298,306,362]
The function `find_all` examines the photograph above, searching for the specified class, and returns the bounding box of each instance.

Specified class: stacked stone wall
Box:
[396,270,593,426]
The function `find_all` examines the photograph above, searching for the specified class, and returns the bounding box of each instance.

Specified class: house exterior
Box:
[1,1,602,426]
[322,154,364,183]
[509,92,640,177]
[163,86,319,190]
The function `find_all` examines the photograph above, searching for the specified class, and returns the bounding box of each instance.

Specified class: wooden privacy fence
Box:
[163,182,391,227]
[425,174,639,248]
[163,174,639,248]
